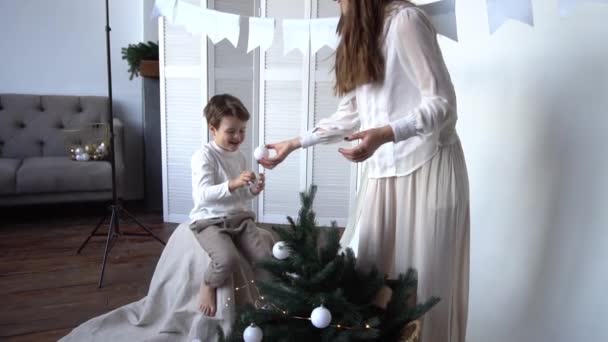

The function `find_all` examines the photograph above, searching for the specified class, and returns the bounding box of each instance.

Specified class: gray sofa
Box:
[0,94,125,206]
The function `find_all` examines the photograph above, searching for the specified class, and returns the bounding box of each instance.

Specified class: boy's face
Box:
[210,116,247,152]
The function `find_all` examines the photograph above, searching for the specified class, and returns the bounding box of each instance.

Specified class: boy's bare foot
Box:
[198,283,217,316]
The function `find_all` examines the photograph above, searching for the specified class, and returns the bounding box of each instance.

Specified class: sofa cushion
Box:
[16,157,112,194]
[0,94,109,159]
[0,158,21,195]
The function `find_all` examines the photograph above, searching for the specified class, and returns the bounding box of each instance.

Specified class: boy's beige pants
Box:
[189,211,271,288]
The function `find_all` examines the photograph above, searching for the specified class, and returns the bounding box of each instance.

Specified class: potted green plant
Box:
[121,41,159,80]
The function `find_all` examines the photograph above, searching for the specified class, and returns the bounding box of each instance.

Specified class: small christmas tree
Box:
[229,186,439,342]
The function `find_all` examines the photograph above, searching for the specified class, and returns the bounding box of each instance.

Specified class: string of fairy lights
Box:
[224,279,378,336]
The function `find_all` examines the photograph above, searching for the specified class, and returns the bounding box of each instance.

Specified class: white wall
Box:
[143,0,160,42]
[6,0,605,340]
[440,1,608,341]
[0,0,147,199]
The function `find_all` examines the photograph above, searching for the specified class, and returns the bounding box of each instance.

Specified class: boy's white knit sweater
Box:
[189,141,255,222]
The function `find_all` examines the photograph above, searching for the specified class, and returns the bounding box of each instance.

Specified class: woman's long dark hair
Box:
[334,0,408,96]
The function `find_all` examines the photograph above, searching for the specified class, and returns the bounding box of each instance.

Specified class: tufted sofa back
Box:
[0,94,109,159]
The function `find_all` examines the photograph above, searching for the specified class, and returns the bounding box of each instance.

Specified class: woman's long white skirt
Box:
[341,141,470,342]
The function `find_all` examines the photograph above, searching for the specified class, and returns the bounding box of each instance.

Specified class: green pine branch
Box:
[229,185,440,342]
[120,41,158,80]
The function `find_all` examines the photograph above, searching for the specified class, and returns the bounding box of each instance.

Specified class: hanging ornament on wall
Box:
[310,305,332,329]
[243,323,264,342]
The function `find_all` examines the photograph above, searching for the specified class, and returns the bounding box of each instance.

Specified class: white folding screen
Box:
[308,0,356,227]
[208,0,259,213]
[160,0,208,223]
[161,0,357,225]
[258,0,356,226]
[258,0,309,224]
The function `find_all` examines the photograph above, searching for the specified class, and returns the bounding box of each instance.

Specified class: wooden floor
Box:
[0,202,177,342]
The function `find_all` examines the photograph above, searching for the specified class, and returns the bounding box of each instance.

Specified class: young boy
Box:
[189,94,269,317]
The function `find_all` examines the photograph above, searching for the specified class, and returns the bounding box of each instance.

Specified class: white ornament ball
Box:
[310,305,332,329]
[285,272,300,279]
[243,323,263,342]
[75,147,84,155]
[81,153,90,161]
[272,241,290,260]
[253,145,269,161]
[75,154,84,161]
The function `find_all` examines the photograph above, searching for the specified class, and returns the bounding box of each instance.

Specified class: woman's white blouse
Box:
[300,4,459,179]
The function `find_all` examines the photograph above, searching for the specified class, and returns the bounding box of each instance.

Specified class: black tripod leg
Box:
[77,211,108,254]
[98,209,117,288]
[113,205,121,234]
[106,231,120,255]
[120,208,166,246]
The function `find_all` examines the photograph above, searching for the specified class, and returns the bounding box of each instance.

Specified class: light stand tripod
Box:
[77,0,166,288]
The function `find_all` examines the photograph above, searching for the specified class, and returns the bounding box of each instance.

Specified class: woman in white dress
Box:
[259,1,470,341]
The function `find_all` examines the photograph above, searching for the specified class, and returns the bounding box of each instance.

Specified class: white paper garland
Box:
[154,0,608,52]
[153,0,460,55]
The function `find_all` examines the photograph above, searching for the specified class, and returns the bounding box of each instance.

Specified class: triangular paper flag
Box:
[419,0,458,41]
[559,0,578,16]
[211,10,240,47]
[486,0,534,33]
[310,17,340,54]
[283,19,310,55]
[151,0,177,23]
[559,0,608,17]
[248,17,275,53]
[174,1,205,35]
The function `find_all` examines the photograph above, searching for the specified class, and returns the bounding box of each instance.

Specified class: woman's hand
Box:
[339,126,395,163]
[249,173,265,195]
[258,137,302,169]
